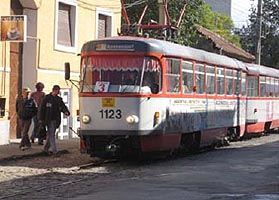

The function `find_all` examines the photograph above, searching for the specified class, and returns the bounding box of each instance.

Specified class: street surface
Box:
[0,134,278,200]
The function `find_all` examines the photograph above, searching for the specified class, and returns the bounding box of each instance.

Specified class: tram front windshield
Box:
[81,55,161,94]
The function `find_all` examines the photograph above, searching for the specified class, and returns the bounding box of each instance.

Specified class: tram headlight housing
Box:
[82,114,91,124]
[126,115,139,124]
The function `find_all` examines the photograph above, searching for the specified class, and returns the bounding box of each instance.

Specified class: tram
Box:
[245,64,279,134]
[66,36,279,158]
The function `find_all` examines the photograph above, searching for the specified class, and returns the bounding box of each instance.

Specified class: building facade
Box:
[0,0,121,144]
[0,1,11,144]
[204,0,257,28]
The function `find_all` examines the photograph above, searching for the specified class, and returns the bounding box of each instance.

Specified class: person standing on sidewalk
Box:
[40,85,70,155]
[16,87,38,151]
[30,82,45,145]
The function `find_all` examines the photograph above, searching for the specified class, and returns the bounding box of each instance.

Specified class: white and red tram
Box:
[245,64,279,134]
[70,36,278,158]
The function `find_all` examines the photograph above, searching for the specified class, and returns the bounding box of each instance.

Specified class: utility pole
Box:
[256,0,262,64]
[158,0,166,25]
[158,0,167,39]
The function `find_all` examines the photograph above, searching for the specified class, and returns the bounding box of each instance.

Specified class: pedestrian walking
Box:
[30,82,45,145]
[16,87,38,151]
[40,85,70,155]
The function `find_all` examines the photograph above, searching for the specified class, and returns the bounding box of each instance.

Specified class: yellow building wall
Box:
[0,42,10,115]
[0,0,121,142]
[33,0,121,125]
[37,0,121,71]
[0,0,11,144]
[0,0,11,118]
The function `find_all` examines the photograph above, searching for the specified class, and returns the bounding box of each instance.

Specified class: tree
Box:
[123,0,240,47]
[197,4,241,47]
[240,0,279,67]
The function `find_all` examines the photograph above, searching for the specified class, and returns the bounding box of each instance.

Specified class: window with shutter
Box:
[96,9,112,39]
[98,14,106,39]
[55,0,77,52]
[58,3,72,46]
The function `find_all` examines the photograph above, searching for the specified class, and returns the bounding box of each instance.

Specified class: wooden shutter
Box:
[57,3,72,46]
[98,14,106,39]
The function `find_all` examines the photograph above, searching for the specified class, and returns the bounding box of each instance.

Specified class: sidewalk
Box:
[0,138,81,162]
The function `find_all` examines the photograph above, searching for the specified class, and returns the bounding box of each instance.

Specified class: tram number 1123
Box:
[99,109,122,119]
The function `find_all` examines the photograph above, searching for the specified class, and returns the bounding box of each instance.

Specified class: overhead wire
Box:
[76,0,122,12]
[124,0,147,9]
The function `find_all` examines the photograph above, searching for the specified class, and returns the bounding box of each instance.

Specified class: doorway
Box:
[57,88,71,140]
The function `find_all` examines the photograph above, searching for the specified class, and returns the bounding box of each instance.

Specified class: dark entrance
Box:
[9,0,23,139]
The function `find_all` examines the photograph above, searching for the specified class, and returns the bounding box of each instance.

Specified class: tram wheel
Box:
[180,132,201,153]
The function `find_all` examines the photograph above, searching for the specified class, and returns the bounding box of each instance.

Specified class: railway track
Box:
[0,158,131,199]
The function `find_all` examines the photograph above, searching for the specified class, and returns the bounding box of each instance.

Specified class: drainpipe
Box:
[26,36,41,70]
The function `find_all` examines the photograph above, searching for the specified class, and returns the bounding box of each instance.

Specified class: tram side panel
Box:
[79,95,247,156]
[140,97,246,151]
[232,97,247,138]
[246,99,279,134]
[270,99,279,129]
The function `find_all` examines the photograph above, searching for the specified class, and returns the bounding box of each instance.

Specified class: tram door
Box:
[57,88,71,140]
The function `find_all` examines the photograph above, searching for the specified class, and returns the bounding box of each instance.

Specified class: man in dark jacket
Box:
[16,87,38,150]
[40,85,70,155]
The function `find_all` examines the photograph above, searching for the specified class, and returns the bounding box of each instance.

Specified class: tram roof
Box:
[246,63,279,78]
[82,36,247,70]
[82,37,279,77]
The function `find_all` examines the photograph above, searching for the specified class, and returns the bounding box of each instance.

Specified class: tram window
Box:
[275,79,279,97]
[182,61,193,93]
[82,57,96,92]
[195,64,205,94]
[247,76,258,97]
[206,65,215,94]
[241,73,246,96]
[260,76,266,97]
[216,67,224,95]
[81,55,147,93]
[265,77,270,97]
[271,77,275,97]
[266,77,274,97]
[226,69,233,95]
[142,71,161,94]
[141,57,162,94]
[166,58,181,93]
[123,70,139,85]
[234,70,241,95]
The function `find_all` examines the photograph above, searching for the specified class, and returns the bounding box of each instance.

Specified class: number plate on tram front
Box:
[102,98,115,107]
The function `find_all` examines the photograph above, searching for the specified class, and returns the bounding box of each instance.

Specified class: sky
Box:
[231,0,258,28]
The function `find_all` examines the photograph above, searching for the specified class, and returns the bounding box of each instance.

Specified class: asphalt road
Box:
[0,134,278,200]
[68,134,279,200]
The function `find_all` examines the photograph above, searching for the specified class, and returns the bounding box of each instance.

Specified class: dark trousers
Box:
[19,119,32,147]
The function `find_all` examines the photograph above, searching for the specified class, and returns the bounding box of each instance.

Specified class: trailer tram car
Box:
[245,64,279,135]
[74,36,279,158]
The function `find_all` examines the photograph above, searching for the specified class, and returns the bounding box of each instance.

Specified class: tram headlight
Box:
[153,111,160,126]
[126,115,139,124]
[82,114,91,124]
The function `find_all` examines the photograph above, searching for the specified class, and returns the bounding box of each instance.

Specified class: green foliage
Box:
[123,0,158,25]
[197,4,241,47]
[239,0,279,67]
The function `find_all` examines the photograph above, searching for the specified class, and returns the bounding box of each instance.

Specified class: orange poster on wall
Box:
[1,15,27,42]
